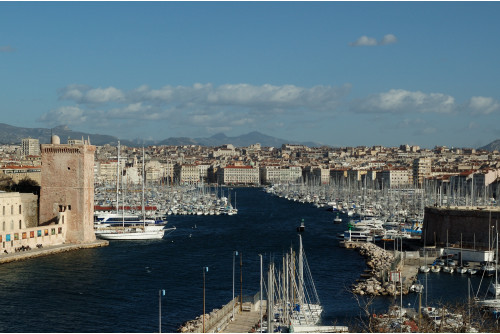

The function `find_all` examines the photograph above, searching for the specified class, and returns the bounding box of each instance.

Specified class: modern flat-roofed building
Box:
[21,138,40,157]
[377,168,410,188]
[217,165,259,185]
[260,165,302,184]
[413,157,432,186]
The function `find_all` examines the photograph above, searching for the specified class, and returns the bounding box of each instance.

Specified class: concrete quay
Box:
[179,297,264,333]
[221,309,261,333]
[0,240,109,264]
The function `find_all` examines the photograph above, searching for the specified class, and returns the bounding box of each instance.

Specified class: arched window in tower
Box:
[19,205,22,214]
[11,205,13,215]
[19,220,21,229]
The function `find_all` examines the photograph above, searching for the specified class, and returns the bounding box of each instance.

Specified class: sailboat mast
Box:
[267,262,274,333]
[496,221,498,301]
[116,141,120,214]
[142,147,146,225]
[299,234,304,304]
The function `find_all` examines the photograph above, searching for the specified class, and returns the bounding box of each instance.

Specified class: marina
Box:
[1,187,500,332]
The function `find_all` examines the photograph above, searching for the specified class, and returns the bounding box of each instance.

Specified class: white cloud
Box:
[468,96,500,115]
[43,82,352,138]
[57,82,350,111]
[38,106,87,126]
[468,121,479,129]
[349,34,398,47]
[349,36,377,47]
[351,89,455,114]
[59,85,125,104]
[380,34,398,45]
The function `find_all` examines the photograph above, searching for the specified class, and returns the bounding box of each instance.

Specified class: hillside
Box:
[0,123,319,148]
[478,139,500,152]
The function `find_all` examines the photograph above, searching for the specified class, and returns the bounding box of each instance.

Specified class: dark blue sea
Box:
[0,188,492,332]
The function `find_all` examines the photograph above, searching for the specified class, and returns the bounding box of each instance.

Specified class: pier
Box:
[178,295,264,333]
[0,240,109,264]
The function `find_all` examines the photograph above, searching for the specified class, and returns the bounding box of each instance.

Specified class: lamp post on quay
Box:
[232,251,238,320]
[203,266,208,333]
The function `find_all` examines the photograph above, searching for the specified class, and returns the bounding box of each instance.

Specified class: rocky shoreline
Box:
[350,242,417,296]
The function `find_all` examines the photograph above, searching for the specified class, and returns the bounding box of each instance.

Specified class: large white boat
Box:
[94,144,176,241]
[341,229,375,242]
[95,223,175,240]
[94,212,165,226]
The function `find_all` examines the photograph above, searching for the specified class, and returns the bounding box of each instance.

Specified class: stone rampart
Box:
[423,206,500,250]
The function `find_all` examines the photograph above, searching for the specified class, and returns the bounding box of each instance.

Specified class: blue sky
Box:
[1,2,499,148]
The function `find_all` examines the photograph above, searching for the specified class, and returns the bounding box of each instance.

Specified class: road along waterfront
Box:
[0,187,492,332]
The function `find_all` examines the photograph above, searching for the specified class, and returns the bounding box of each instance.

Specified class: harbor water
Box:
[0,187,493,332]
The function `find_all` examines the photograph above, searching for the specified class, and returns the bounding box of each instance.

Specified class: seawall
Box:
[0,240,109,264]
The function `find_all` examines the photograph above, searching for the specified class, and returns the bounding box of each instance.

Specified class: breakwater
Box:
[348,242,418,296]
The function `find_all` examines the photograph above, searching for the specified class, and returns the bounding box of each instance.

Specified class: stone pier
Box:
[0,240,109,264]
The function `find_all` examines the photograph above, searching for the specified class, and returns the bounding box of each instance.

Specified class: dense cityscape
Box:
[0,135,500,333]
[4,137,500,193]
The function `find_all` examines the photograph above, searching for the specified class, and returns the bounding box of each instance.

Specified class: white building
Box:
[260,165,302,184]
[21,138,40,157]
[217,165,259,185]
[377,168,411,188]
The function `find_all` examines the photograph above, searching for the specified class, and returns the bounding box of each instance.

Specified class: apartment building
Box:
[217,165,259,185]
[21,138,40,157]
[260,165,302,184]
[413,157,432,186]
[376,168,411,188]
[174,164,200,184]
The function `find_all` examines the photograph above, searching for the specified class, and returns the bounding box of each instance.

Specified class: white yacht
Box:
[95,224,175,240]
[94,144,176,241]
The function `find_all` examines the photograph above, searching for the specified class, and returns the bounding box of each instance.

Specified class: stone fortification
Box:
[39,137,96,244]
[423,206,500,250]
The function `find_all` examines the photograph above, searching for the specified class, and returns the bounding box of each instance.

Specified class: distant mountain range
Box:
[0,123,120,146]
[157,131,321,147]
[0,123,320,148]
[478,139,500,152]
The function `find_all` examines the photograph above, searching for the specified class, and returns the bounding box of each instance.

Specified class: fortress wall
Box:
[423,206,500,250]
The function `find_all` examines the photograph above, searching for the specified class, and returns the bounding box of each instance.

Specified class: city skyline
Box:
[1,2,499,149]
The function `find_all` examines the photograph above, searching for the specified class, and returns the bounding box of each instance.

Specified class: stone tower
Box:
[39,135,96,243]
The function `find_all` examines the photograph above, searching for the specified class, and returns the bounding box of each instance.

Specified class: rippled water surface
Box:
[0,188,489,332]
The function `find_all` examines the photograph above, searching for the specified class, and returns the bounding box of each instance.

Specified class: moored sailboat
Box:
[95,145,175,240]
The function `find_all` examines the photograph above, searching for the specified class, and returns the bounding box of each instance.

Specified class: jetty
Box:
[346,241,418,296]
[0,240,109,264]
[178,295,264,333]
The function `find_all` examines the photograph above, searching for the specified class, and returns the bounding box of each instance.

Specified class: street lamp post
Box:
[259,254,263,333]
[240,252,243,312]
[158,289,165,333]
[203,267,208,333]
[233,251,238,319]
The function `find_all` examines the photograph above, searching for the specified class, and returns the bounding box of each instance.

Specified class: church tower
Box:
[39,135,96,243]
